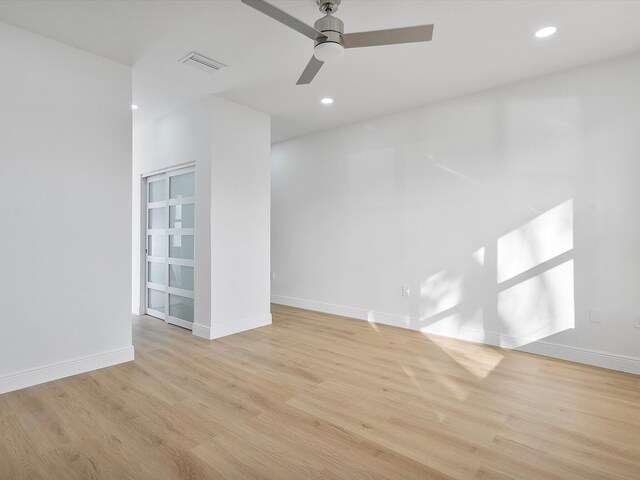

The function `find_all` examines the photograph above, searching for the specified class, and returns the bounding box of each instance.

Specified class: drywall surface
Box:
[272,53,640,373]
[209,97,272,338]
[0,22,133,392]
[133,96,271,338]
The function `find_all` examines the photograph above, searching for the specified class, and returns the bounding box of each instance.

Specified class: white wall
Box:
[209,97,272,338]
[272,53,640,374]
[0,23,133,393]
[133,96,271,339]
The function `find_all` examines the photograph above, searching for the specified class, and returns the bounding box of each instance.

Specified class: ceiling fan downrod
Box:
[317,0,341,14]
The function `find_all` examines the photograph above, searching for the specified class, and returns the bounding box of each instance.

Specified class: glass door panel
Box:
[148,234,167,258]
[148,207,166,229]
[169,265,194,291]
[169,235,194,260]
[148,262,165,285]
[169,295,194,323]
[170,204,195,229]
[170,172,195,199]
[148,179,166,203]
[148,288,165,313]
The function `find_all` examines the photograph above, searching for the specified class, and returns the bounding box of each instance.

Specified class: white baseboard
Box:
[192,322,212,339]
[0,346,135,395]
[192,313,272,340]
[271,294,640,375]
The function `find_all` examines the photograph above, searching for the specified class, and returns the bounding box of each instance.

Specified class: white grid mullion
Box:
[147,281,165,292]
[147,200,165,209]
[168,228,194,236]
[167,258,194,267]
[167,286,194,299]
[169,197,195,206]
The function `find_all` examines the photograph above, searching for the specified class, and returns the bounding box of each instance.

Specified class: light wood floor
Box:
[1,304,639,479]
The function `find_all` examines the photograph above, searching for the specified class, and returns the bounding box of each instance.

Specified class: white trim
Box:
[146,307,166,319]
[168,228,194,236]
[169,196,195,206]
[516,342,640,375]
[192,323,212,339]
[192,313,272,340]
[146,172,167,183]
[147,200,165,209]
[167,258,194,267]
[142,161,195,178]
[271,295,640,375]
[167,166,196,178]
[146,281,165,291]
[167,286,195,298]
[167,316,194,331]
[0,346,135,395]
[271,294,382,322]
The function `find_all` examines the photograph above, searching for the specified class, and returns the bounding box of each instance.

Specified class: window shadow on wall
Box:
[417,199,575,353]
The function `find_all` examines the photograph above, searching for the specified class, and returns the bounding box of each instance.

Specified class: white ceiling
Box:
[1,0,640,143]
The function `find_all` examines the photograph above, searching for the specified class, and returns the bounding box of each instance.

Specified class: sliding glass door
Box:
[145,167,195,330]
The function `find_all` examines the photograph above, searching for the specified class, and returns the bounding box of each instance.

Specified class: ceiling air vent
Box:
[180,52,227,73]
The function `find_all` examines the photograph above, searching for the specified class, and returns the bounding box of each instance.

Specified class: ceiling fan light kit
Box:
[313,13,345,62]
[314,42,344,62]
[241,0,434,85]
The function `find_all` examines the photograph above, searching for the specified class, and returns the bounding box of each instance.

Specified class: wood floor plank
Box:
[0,304,639,479]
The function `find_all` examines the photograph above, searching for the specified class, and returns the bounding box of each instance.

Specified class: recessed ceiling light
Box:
[535,26,557,38]
[321,98,334,105]
[131,104,139,110]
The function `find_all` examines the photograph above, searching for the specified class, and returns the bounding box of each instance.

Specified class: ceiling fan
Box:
[241,0,434,85]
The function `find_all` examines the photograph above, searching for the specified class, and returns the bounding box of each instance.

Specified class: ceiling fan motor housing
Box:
[314,14,344,48]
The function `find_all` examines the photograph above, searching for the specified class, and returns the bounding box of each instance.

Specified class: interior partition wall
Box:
[145,166,195,330]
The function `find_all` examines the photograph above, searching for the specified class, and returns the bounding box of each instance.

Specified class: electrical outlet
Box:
[634,313,640,329]
[402,285,410,297]
[589,308,603,324]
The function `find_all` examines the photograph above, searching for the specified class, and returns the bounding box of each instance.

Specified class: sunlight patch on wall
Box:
[420,270,464,318]
[497,259,575,347]
[497,199,573,283]
[472,247,485,266]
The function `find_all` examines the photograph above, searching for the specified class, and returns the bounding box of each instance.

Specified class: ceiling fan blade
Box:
[343,24,434,49]
[241,0,326,41]
[296,56,324,85]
